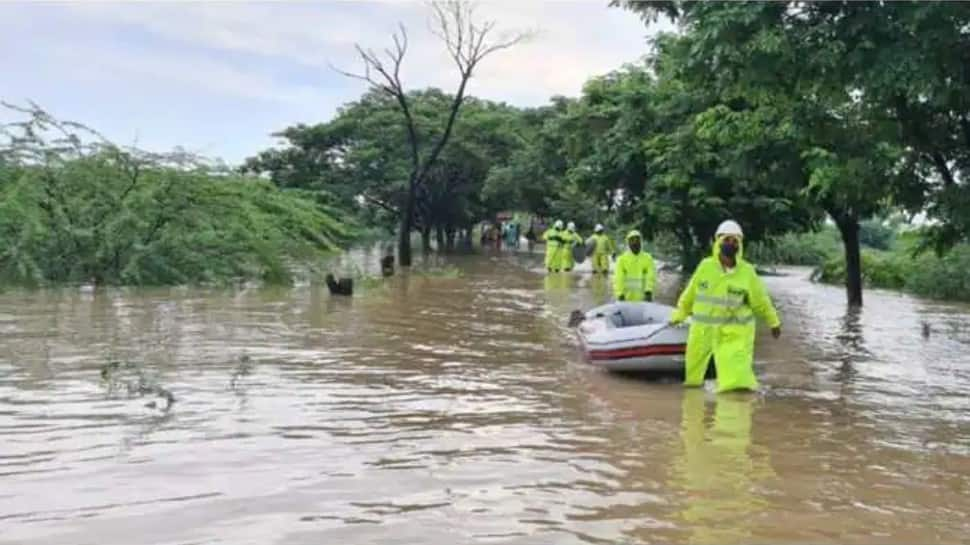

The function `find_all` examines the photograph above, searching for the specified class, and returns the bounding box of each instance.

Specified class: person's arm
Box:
[749,271,781,334]
[670,266,699,324]
[613,256,626,300]
[645,254,657,296]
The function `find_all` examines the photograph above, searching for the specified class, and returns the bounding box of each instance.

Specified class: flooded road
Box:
[3,248,970,544]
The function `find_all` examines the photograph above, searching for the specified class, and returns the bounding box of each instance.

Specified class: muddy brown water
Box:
[2,247,970,544]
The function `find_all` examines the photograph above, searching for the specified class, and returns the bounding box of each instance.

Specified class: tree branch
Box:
[361,193,400,214]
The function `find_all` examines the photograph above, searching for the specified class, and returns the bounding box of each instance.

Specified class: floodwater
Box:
[2,246,970,544]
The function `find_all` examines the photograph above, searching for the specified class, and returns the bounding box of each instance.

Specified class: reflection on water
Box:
[669,391,774,544]
[1,253,970,544]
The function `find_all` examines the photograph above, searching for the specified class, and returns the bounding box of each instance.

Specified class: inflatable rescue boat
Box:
[576,302,688,372]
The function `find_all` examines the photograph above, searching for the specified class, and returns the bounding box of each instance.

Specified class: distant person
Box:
[560,221,583,272]
[543,220,565,273]
[613,230,656,301]
[669,220,782,393]
[587,224,616,275]
[509,221,520,249]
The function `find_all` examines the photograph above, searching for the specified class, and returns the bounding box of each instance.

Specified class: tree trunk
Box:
[446,227,456,250]
[398,182,416,267]
[435,225,446,252]
[421,225,432,252]
[679,228,700,273]
[834,213,863,307]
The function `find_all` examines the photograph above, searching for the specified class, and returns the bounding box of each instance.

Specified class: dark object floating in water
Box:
[381,255,395,277]
[326,273,354,296]
[568,309,585,328]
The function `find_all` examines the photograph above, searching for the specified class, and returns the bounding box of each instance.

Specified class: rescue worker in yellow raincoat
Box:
[587,224,616,275]
[559,221,583,272]
[542,220,565,273]
[669,220,782,392]
[613,230,656,302]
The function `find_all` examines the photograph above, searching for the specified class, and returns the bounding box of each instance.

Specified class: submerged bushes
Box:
[0,103,351,286]
[815,243,970,302]
[750,223,970,302]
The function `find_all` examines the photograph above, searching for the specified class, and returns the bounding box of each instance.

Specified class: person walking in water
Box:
[560,221,583,272]
[587,224,616,275]
[613,230,656,301]
[543,220,565,273]
[669,220,782,393]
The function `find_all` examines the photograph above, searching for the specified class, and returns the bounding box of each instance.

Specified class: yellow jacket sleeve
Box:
[612,255,626,299]
[749,271,781,328]
[646,254,656,293]
[670,264,699,323]
[607,237,616,255]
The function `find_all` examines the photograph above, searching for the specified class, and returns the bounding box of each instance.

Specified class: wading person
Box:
[669,220,782,392]
[613,230,656,302]
[560,221,583,272]
[543,220,565,273]
[587,224,616,275]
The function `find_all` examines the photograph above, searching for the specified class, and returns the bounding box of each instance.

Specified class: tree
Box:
[334,0,527,266]
[0,102,349,286]
[245,90,527,250]
[615,1,928,305]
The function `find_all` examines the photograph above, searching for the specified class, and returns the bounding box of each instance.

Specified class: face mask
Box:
[721,242,738,258]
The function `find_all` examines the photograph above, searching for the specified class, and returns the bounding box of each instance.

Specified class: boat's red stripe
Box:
[588,344,686,361]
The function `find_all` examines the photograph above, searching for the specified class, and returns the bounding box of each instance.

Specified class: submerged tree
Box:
[0,102,350,286]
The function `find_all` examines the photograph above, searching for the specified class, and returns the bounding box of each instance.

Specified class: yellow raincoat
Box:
[542,227,564,272]
[612,230,656,301]
[559,229,583,271]
[588,233,616,274]
[671,236,781,392]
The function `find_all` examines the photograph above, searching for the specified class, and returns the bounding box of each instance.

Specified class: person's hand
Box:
[771,326,781,339]
[644,291,653,302]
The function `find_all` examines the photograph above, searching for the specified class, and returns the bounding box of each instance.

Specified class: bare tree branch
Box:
[332,0,528,266]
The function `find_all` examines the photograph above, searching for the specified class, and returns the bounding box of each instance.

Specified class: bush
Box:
[858,218,897,251]
[0,104,352,286]
[745,227,842,266]
[813,244,970,301]
[904,245,970,300]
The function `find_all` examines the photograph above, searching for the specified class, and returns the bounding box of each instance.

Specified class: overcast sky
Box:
[2,1,664,163]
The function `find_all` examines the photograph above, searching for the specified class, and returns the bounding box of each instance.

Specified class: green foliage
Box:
[613,0,970,305]
[858,218,898,252]
[0,104,351,286]
[247,91,527,244]
[813,244,970,302]
[746,227,842,267]
[815,251,908,292]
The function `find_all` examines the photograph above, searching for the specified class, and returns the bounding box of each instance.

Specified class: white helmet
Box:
[715,219,744,238]
[594,223,604,233]
[554,220,564,229]
[567,221,576,231]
